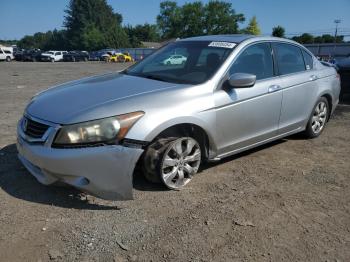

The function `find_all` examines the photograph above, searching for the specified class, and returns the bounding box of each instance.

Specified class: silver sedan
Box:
[17,35,341,200]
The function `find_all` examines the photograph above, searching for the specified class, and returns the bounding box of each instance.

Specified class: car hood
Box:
[26,72,184,124]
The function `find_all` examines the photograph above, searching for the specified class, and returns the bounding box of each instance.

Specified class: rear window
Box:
[274,43,305,75]
[302,50,313,70]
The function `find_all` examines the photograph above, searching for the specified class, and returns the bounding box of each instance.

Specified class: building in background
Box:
[304,43,350,61]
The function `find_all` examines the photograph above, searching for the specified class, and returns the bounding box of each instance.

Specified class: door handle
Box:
[268,85,281,93]
[310,75,318,81]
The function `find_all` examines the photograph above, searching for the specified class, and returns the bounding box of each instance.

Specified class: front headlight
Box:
[53,111,144,147]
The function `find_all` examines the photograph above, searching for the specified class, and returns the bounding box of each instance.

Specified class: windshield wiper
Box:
[123,71,169,82]
[142,74,169,82]
[122,71,194,84]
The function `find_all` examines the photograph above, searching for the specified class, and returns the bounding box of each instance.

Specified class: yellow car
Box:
[110,52,134,63]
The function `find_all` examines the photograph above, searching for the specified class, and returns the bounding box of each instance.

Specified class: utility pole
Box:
[333,19,341,57]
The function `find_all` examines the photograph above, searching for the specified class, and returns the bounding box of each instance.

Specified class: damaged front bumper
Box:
[16,119,143,200]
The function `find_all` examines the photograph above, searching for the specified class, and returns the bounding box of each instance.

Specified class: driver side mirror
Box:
[226,73,256,88]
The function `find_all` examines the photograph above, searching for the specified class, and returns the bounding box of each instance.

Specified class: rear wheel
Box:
[51,58,55,63]
[143,137,201,189]
[304,97,329,138]
[5,56,11,62]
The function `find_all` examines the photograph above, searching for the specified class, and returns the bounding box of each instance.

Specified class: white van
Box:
[0,47,14,62]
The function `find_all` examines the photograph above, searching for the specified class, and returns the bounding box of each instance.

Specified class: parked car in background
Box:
[0,47,14,62]
[109,52,134,62]
[41,51,67,62]
[63,51,89,62]
[17,35,340,200]
[101,53,112,62]
[163,54,187,65]
[320,61,339,71]
[89,51,104,61]
[98,49,118,61]
[108,52,120,62]
[23,49,42,62]
[14,49,26,61]
[101,52,119,62]
[336,58,350,99]
[119,52,134,62]
[119,48,155,61]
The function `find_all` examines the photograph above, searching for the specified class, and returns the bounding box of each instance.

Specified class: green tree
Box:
[157,0,245,39]
[64,0,129,50]
[124,23,160,47]
[313,36,324,43]
[0,39,18,46]
[320,34,334,43]
[180,2,205,37]
[17,29,68,50]
[80,24,105,50]
[124,25,142,47]
[306,34,344,44]
[292,33,314,44]
[244,16,261,35]
[272,26,285,37]
[204,1,244,35]
[133,24,160,42]
[157,1,182,39]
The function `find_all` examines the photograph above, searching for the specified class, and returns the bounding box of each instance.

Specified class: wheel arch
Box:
[320,93,333,119]
[153,123,210,159]
[142,118,217,160]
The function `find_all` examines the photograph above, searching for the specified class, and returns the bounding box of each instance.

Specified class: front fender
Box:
[126,113,218,153]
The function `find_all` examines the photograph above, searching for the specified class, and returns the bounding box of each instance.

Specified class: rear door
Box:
[272,43,319,134]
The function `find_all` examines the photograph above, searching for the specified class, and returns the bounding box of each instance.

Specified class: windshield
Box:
[124,41,235,84]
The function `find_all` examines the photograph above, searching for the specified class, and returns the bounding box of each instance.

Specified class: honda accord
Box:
[17,35,341,200]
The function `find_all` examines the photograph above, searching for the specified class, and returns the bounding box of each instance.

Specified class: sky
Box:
[1,0,350,40]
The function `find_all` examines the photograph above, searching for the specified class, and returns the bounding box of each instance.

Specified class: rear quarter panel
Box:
[315,64,340,113]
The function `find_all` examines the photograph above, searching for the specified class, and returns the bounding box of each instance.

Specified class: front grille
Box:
[24,118,50,138]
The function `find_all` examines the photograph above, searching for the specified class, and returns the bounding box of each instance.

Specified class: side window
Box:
[302,49,313,70]
[229,43,274,80]
[275,43,305,75]
[55,52,61,55]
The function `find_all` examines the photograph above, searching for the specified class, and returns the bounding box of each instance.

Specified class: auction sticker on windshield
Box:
[208,42,236,48]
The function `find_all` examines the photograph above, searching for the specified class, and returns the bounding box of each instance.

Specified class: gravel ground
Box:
[0,62,350,262]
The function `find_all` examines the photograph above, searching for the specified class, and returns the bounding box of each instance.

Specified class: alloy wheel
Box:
[160,137,201,189]
[311,101,327,134]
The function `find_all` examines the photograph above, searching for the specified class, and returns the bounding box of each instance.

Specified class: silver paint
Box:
[17,35,341,200]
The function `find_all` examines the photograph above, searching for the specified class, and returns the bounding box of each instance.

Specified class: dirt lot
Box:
[0,62,350,262]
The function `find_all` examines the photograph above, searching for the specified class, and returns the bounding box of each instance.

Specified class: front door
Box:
[215,42,283,156]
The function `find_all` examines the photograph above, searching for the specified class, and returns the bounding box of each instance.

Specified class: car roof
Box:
[179,34,302,46]
[180,34,255,43]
